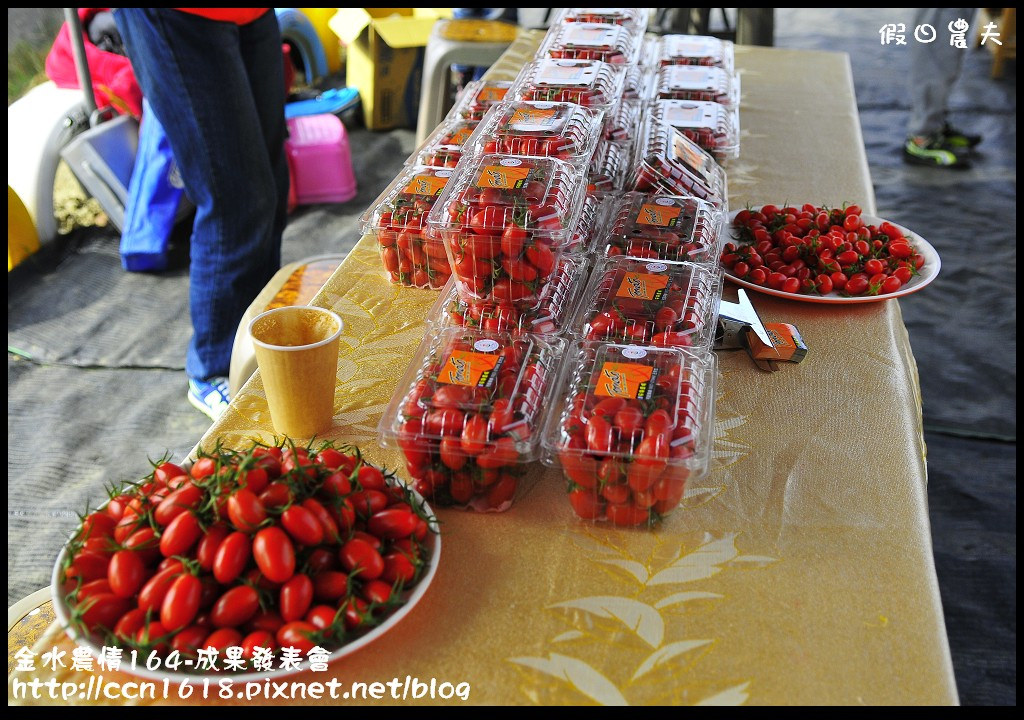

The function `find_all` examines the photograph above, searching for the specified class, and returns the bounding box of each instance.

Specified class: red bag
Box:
[45,8,144,118]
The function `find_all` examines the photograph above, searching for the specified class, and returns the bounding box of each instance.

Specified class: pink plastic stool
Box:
[285,113,357,205]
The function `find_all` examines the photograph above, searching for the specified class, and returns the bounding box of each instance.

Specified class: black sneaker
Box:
[941,122,982,149]
[903,135,971,169]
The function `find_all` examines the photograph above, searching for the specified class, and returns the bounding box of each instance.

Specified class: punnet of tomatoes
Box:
[721,203,928,297]
[406,117,479,168]
[629,118,728,207]
[462,100,605,169]
[538,21,644,65]
[56,440,437,675]
[650,65,739,107]
[510,58,625,110]
[555,7,649,34]
[429,254,589,338]
[570,257,722,353]
[427,153,586,305]
[447,79,513,122]
[360,164,455,289]
[541,342,716,527]
[649,98,740,160]
[596,192,724,264]
[379,328,565,511]
[653,34,735,70]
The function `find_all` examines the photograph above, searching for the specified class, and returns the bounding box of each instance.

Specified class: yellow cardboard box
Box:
[330,8,451,130]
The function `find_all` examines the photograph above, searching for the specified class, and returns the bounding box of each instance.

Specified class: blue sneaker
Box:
[188,376,231,421]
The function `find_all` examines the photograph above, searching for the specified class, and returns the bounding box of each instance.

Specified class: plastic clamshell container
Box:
[650,65,739,106]
[462,101,604,169]
[596,193,723,265]
[653,34,735,70]
[379,327,566,511]
[360,164,456,289]
[537,22,644,65]
[628,117,728,208]
[447,80,514,121]
[620,62,651,100]
[649,99,740,159]
[569,256,722,353]
[427,154,587,305]
[588,139,631,193]
[541,341,717,526]
[510,58,626,110]
[406,118,480,168]
[552,7,649,35]
[428,254,589,338]
[568,191,609,252]
[603,98,642,142]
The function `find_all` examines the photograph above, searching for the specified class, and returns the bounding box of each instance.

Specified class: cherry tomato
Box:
[280,505,324,546]
[159,511,202,557]
[213,531,251,584]
[210,585,260,628]
[252,527,296,583]
[276,621,317,654]
[339,538,384,580]
[227,489,267,533]
[279,574,314,622]
[161,573,201,632]
[367,507,418,540]
[107,550,146,598]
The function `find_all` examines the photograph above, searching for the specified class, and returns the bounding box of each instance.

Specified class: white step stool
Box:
[414,19,518,146]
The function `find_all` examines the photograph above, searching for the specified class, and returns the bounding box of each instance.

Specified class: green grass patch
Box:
[8,40,50,106]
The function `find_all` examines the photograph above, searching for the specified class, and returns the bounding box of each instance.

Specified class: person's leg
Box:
[905,8,978,167]
[113,9,282,390]
[237,11,289,270]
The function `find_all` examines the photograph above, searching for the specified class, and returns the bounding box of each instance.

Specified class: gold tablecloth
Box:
[9,34,958,706]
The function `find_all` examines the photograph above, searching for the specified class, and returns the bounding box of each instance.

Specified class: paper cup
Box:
[249,306,343,439]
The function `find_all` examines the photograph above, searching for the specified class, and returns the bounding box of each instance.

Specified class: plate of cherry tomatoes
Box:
[52,440,440,683]
[720,203,940,304]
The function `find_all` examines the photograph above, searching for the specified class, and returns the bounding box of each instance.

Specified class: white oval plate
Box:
[722,209,941,304]
[51,482,440,684]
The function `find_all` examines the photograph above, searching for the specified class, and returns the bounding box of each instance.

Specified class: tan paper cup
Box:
[249,306,343,439]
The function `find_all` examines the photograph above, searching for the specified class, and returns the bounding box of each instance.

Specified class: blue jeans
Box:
[114,8,288,381]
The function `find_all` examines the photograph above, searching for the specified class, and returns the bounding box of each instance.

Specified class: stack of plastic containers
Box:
[371,10,742,526]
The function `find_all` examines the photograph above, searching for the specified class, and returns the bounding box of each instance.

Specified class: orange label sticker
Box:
[476,164,531,189]
[636,203,682,227]
[402,174,450,196]
[616,271,670,301]
[476,85,508,103]
[448,126,475,144]
[439,350,503,387]
[509,107,559,128]
[595,362,657,400]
